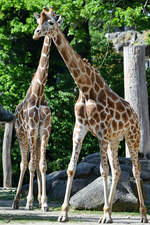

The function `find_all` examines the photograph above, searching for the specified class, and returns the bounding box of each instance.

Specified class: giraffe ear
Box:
[57,15,63,26]
[34,13,40,24]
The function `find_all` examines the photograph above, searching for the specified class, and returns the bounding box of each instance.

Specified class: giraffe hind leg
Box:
[126,137,148,223]
[12,134,28,209]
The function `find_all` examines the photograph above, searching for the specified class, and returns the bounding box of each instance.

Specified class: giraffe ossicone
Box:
[33,7,148,223]
[12,35,51,212]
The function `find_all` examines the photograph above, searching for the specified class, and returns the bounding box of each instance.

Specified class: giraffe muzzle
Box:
[33,33,40,40]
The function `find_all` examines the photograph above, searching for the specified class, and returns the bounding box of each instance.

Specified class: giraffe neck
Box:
[27,35,51,99]
[50,24,105,99]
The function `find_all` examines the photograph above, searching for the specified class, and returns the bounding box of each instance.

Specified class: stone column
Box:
[124,45,150,157]
[2,122,13,187]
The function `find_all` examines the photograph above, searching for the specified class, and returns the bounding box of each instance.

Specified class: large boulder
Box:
[22,152,150,208]
[70,172,139,212]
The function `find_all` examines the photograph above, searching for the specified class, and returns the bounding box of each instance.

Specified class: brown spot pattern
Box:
[108,97,115,108]
[98,89,106,105]
[118,121,123,130]
[116,101,125,112]
[89,88,96,100]
[115,112,120,120]
[85,65,91,75]
[73,69,80,78]
[70,60,76,68]
[96,74,104,88]
[61,48,69,62]
[89,118,95,125]
[94,113,100,122]
[82,86,89,92]
[112,120,117,131]
[122,112,128,123]
[91,72,95,84]
[55,34,62,46]
[94,83,99,92]
[127,108,131,117]
[77,105,85,117]
[100,111,107,121]
[78,75,91,85]
[97,104,104,112]
[79,60,85,73]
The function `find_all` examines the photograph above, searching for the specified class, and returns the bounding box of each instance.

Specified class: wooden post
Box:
[2,122,13,188]
[124,45,150,157]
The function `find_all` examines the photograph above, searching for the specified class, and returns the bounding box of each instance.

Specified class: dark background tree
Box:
[0,0,150,186]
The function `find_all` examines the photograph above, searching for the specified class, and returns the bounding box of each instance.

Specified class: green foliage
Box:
[0,0,150,186]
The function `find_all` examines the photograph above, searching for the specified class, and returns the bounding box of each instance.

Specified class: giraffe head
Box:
[33,6,62,40]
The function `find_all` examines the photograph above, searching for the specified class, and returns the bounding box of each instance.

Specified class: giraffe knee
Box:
[132,160,141,178]
[28,162,36,172]
[67,169,74,177]
[40,166,47,173]
[20,161,28,171]
[113,168,121,178]
[39,161,47,173]
[100,165,109,177]
[67,162,76,177]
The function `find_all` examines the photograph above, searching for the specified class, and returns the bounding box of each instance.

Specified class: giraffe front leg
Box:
[98,140,112,224]
[39,134,49,212]
[58,123,88,222]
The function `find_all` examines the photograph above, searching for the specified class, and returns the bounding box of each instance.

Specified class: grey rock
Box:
[0,106,14,123]
[22,152,150,208]
[75,162,96,178]
[82,152,100,164]
[70,174,139,212]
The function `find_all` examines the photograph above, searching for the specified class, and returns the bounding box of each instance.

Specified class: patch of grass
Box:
[0,188,16,200]
[70,208,141,216]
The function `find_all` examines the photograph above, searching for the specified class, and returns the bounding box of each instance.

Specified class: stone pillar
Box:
[2,122,13,187]
[124,45,150,157]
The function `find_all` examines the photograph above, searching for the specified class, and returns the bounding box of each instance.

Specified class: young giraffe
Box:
[12,33,51,212]
[33,7,148,223]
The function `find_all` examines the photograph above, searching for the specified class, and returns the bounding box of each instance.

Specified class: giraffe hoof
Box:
[25,205,33,210]
[42,206,49,212]
[58,215,69,222]
[12,201,19,209]
[38,203,42,208]
[98,217,113,224]
[141,217,148,223]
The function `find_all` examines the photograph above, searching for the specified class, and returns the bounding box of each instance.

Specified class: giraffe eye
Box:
[48,21,54,25]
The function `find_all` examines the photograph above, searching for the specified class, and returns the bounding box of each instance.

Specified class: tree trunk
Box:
[124,45,150,157]
[2,122,13,188]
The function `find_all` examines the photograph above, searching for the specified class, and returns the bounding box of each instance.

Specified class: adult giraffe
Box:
[33,7,148,223]
[12,32,51,211]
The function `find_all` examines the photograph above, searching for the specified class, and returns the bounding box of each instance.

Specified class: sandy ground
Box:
[0,200,149,225]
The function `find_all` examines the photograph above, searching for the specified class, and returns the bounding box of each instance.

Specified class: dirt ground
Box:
[0,200,150,225]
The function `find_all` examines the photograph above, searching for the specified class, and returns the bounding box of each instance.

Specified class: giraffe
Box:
[12,33,51,212]
[33,7,148,223]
